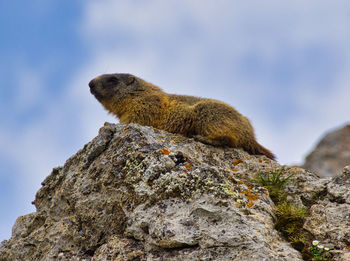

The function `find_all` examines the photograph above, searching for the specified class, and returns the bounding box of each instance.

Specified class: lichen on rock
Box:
[1,123,349,260]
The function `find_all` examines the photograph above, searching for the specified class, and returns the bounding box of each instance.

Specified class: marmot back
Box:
[89,73,275,160]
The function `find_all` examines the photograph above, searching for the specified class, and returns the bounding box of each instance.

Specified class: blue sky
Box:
[1,0,350,240]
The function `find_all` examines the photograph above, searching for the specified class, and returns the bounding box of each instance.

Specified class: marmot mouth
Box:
[90,88,103,100]
[89,87,96,95]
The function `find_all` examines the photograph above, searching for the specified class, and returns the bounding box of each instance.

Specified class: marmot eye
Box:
[108,76,119,84]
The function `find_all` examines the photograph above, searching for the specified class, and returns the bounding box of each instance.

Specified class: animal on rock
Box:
[89,73,275,160]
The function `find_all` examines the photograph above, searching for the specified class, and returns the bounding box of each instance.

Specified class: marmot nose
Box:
[89,80,95,89]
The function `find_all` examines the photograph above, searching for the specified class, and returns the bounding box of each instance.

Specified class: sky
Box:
[1,0,350,241]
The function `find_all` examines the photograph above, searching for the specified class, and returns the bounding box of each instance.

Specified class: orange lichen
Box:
[184,164,193,170]
[159,148,171,155]
[246,192,259,201]
[246,201,254,207]
[233,159,244,166]
[231,168,238,172]
[227,173,234,180]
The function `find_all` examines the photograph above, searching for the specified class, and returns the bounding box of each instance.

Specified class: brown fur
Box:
[89,73,275,160]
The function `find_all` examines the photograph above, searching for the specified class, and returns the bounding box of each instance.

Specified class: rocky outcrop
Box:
[303,124,350,177]
[1,123,350,260]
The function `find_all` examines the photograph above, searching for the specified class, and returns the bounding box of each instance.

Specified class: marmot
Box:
[89,73,275,160]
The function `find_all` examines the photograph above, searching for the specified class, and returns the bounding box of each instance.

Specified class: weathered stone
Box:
[1,123,349,260]
[303,166,350,261]
[303,124,350,177]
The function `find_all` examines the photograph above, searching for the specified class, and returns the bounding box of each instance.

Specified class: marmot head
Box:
[89,73,163,116]
[89,73,143,102]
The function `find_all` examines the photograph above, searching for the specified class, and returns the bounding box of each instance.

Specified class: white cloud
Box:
[2,0,350,241]
[5,0,350,206]
[79,0,350,165]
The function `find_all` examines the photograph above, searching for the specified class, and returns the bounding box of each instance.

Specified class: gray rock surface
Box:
[303,124,350,177]
[1,123,349,260]
[303,166,350,261]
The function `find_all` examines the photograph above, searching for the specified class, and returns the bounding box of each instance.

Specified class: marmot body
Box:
[89,73,275,159]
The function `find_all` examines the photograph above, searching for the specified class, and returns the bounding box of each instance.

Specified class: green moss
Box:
[255,168,312,258]
[256,167,294,189]
[274,201,309,252]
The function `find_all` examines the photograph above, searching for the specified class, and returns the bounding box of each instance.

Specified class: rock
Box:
[303,166,350,260]
[1,123,349,260]
[303,124,350,177]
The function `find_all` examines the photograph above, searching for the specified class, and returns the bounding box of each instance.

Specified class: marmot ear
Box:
[125,75,136,86]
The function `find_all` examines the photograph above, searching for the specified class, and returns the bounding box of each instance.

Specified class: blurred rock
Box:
[303,124,350,177]
[1,123,349,260]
